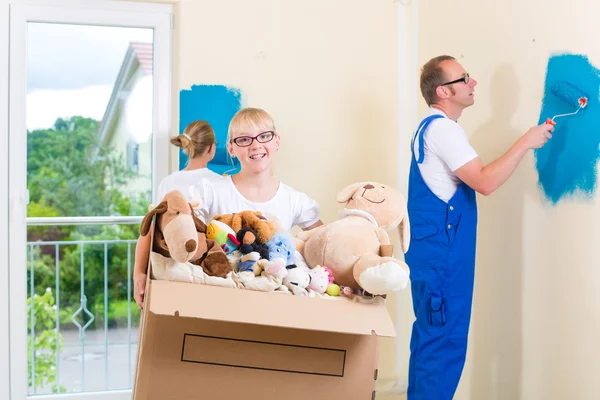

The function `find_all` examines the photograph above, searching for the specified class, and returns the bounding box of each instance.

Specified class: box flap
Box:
[148,281,396,337]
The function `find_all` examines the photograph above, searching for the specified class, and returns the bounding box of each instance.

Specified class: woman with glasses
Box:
[191,107,324,233]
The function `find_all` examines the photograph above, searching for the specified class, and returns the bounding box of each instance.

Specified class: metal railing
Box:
[27,216,142,396]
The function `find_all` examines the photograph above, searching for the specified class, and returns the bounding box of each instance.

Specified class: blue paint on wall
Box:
[179,84,242,175]
[535,54,600,204]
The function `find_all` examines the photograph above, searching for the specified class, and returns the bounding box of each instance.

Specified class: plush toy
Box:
[326,283,341,296]
[140,190,231,278]
[295,181,411,295]
[282,264,311,296]
[207,219,240,254]
[307,265,332,294]
[236,251,263,277]
[236,228,269,259]
[339,286,356,299]
[213,211,276,244]
[265,232,296,265]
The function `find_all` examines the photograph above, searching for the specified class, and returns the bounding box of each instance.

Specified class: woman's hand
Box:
[134,273,147,309]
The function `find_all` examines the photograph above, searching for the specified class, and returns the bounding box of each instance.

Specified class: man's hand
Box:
[521,122,554,149]
[134,274,147,309]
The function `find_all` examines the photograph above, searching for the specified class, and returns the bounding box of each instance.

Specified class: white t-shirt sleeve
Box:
[188,178,215,223]
[155,179,168,204]
[427,119,478,171]
[292,191,321,229]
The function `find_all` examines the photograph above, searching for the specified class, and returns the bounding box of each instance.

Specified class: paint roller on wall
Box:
[545,80,588,126]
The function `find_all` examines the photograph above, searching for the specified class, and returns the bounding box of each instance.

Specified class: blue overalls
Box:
[405,114,478,400]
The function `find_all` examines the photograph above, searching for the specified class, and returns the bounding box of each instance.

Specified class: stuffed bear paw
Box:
[356,257,410,295]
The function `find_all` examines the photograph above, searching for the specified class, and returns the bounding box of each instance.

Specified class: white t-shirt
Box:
[412,108,479,202]
[155,168,224,203]
[189,176,321,233]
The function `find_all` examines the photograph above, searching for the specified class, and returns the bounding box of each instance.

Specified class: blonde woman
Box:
[133,120,223,307]
[155,120,223,201]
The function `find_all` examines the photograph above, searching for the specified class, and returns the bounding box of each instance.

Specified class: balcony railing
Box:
[27,216,142,396]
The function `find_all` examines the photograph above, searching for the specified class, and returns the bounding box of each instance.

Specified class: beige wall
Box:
[418,1,600,399]
[125,0,406,388]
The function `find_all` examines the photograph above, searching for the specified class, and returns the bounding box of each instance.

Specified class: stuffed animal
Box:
[140,190,231,278]
[213,211,276,244]
[295,181,411,295]
[307,265,332,294]
[236,228,269,259]
[282,264,310,296]
[207,219,240,254]
[236,251,263,277]
[265,232,296,265]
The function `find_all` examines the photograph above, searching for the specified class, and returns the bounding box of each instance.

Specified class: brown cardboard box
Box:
[133,253,396,400]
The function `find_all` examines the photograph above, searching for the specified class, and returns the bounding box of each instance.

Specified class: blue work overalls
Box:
[405,114,478,400]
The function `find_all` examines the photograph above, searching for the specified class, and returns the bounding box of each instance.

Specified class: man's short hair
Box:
[420,55,455,106]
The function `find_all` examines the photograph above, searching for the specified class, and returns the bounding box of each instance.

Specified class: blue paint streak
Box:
[535,54,600,204]
[179,84,242,175]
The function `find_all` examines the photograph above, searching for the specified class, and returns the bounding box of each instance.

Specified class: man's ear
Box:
[435,85,449,100]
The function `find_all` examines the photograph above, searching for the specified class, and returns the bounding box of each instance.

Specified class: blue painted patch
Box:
[535,53,600,204]
[179,84,242,175]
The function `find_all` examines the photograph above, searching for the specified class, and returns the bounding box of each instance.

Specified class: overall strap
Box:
[411,114,445,164]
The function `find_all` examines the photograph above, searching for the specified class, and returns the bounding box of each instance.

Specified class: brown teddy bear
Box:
[295,181,411,295]
[213,211,276,244]
[140,190,231,278]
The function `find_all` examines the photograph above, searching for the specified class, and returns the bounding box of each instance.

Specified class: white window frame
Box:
[2,1,173,399]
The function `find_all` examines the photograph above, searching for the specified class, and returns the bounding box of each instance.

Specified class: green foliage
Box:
[28,289,66,393]
[27,116,148,217]
[27,115,149,359]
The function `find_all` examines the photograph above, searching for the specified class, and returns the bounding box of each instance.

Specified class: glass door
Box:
[7,1,172,399]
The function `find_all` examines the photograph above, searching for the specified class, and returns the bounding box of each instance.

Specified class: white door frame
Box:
[4,1,172,399]
[394,0,419,392]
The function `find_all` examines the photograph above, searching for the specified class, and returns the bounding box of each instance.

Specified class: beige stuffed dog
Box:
[140,190,230,278]
[296,182,410,295]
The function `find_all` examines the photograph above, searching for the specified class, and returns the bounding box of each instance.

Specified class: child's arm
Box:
[133,233,151,309]
[303,220,323,230]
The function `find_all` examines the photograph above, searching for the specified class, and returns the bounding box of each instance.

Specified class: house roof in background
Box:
[96,41,153,147]
[130,41,153,76]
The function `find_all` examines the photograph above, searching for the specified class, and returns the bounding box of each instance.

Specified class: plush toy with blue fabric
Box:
[265,232,296,265]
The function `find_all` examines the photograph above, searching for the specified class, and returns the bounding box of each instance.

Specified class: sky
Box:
[26,22,153,131]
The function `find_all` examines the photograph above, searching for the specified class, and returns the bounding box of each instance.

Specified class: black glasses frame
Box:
[230,131,276,147]
[441,73,470,86]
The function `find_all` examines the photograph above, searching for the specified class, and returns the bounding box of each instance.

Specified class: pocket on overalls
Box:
[412,225,438,240]
[428,295,446,326]
[410,225,446,268]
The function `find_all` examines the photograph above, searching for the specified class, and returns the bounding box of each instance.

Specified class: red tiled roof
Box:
[130,41,153,76]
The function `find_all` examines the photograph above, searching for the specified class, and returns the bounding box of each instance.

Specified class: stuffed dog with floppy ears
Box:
[296,182,410,295]
[140,190,231,278]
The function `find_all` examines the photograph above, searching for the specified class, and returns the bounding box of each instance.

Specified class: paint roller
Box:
[545,80,588,126]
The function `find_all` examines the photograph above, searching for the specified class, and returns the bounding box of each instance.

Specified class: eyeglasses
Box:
[230,131,275,147]
[441,73,470,86]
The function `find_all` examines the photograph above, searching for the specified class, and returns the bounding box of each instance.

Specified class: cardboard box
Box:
[133,250,396,399]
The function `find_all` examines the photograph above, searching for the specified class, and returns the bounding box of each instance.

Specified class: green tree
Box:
[27,116,148,218]
[26,116,149,331]
[28,288,66,393]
